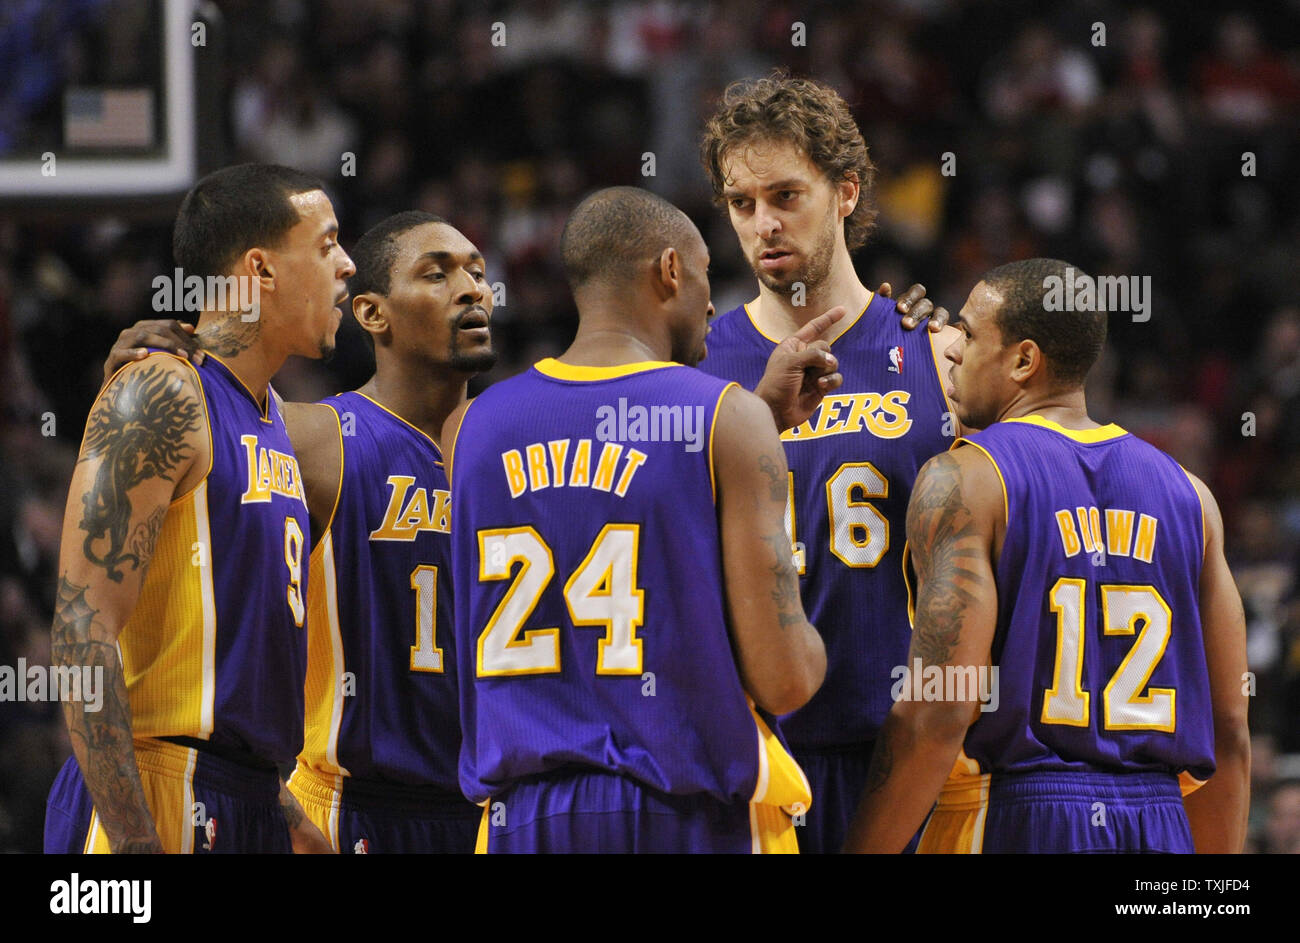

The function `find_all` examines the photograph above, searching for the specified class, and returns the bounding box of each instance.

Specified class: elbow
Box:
[755,623,826,715]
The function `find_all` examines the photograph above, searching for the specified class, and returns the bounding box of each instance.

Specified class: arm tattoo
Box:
[197,317,259,357]
[78,365,199,581]
[757,451,803,629]
[280,782,305,830]
[51,576,158,849]
[907,454,984,666]
[757,454,787,503]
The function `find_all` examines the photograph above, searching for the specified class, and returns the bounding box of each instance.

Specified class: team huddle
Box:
[42,75,1249,854]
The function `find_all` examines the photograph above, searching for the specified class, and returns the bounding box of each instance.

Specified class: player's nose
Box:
[754,203,780,240]
[339,248,357,279]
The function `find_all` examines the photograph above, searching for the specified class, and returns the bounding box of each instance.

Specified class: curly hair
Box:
[700,71,878,251]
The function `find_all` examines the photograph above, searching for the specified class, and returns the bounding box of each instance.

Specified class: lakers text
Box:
[890,659,1000,713]
[0,659,102,712]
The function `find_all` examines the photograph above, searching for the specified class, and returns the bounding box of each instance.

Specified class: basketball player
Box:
[444,187,828,853]
[698,72,960,854]
[97,212,498,853]
[282,212,494,853]
[44,164,353,853]
[843,259,1251,853]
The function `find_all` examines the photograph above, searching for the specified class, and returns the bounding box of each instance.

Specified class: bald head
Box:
[560,187,702,293]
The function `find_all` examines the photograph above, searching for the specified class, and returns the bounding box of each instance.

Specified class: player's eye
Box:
[778,190,797,201]
[425,271,445,281]
[729,198,750,210]
[471,270,486,281]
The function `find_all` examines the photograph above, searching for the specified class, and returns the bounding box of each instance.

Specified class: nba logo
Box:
[203,816,218,851]
[888,345,903,373]
[353,838,370,854]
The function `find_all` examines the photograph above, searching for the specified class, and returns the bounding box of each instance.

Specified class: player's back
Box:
[923,416,1213,853]
[450,359,806,832]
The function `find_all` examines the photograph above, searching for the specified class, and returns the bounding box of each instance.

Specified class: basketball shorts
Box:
[288,760,479,854]
[791,741,926,854]
[44,737,289,854]
[918,769,1194,854]
[476,768,799,854]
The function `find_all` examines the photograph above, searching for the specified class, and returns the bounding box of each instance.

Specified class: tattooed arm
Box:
[279,780,335,853]
[843,446,1001,853]
[52,355,208,853]
[713,386,825,715]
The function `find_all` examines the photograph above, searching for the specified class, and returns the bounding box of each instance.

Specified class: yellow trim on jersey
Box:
[353,391,444,456]
[742,295,873,345]
[204,352,274,422]
[300,531,350,777]
[532,358,679,381]
[901,541,917,626]
[318,403,346,536]
[1002,414,1127,443]
[1179,770,1207,797]
[708,382,740,504]
[118,482,218,741]
[953,438,1009,527]
[83,739,200,854]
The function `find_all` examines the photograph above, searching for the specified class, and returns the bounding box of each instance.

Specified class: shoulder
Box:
[282,401,342,465]
[90,352,206,432]
[910,446,1004,525]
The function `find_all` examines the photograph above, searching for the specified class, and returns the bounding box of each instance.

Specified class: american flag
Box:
[64,88,154,149]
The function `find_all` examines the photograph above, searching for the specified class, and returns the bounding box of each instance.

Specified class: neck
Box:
[750,249,872,341]
[195,310,280,406]
[998,388,1096,428]
[358,356,470,446]
[560,308,672,366]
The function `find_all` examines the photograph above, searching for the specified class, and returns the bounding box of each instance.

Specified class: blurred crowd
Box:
[0,0,1297,852]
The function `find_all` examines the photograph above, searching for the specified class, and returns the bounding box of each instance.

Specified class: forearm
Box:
[280,780,334,853]
[1184,730,1250,853]
[843,707,967,853]
[52,580,160,853]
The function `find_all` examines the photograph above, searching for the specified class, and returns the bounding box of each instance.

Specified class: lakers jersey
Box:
[699,295,954,747]
[450,359,808,810]
[117,352,309,765]
[950,417,1215,781]
[299,392,460,789]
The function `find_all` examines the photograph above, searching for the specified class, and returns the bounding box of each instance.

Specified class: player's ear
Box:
[838,172,859,219]
[353,293,388,339]
[655,247,681,300]
[1011,339,1041,383]
[241,248,273,291]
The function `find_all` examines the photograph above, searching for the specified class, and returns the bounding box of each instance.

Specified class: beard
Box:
[752,202,839,296]
[449,334,498,373]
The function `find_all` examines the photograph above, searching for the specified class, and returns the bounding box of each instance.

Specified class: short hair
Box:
[349,211,448,298]
[700,70,877,251]
[980,258,1108,386]
[559,187,698,292]
[173,163,325,278]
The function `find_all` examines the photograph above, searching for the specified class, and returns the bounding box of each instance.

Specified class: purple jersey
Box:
[299,392,461,790]
[450,359,786,806]
[951,416,1215,781]
[699,295,954,746]
[112,351,308,765]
